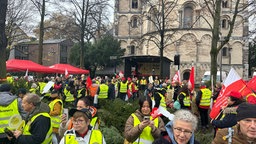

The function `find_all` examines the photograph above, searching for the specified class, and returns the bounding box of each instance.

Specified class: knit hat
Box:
[69,108,92,120]
[0,84,11,92]
[236,102,256,121]
[226,91,242,99]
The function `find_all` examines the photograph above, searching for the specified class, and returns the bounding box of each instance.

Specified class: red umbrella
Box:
[49,64,89,74]
[6,59,57,73]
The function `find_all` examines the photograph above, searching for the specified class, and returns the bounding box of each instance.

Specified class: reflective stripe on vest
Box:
[199,89,212,107]
[77,89,84,98]
[39,82,47,94]
[48,99,63,128]
[120,82,128,93]
[64,88,74,102]
[64,129,103,144]
[131,113,159,144]
[0,99,19,133]
[98,84,109,99]
[90,117,98,129]
[140,79,147,85]
[180,92,190,107]
[23,113,52,144]
[157,92,167,109]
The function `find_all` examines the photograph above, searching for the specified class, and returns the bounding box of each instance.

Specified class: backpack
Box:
[173,100,181,110]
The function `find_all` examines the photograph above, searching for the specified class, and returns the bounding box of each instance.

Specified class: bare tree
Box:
[6,0,32,51]
[33,12,80,40]
[200,0,254,84]
[56,0,111,68]
[142,0,179,77]
[30,0,46,65]
[0,0,8,80]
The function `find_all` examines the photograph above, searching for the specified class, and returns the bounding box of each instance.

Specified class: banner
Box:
[209,68,252,119]
[172,70,181,83]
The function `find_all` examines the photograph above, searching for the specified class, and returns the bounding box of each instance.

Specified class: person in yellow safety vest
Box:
[94,79,109,108]
[6,73,14,84]
[48,89,63,144]
[0,84,26,143]
[139,76,147,91]
[59,108,106,144]
[12,93,52,144]
[29,83,39,94]
[97,79,109,99]
[177,85,191,109]
[152,89,167,110]
[196,83,212,129]
[38,78,48,95]
[118,77,128,101]
[59,96,99,138]
[63,81,76,108]
[124,96,165,143]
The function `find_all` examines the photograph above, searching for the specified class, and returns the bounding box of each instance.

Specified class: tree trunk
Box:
[80,0,89,68]
[210,0,222,85]
[38,0,45,65]
[0,0,8,80]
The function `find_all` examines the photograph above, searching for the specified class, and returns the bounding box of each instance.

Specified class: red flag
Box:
[86,76,92,89]
[172,70,181,84]
[246,76,256,93]
[209,68,252,119]
[150,107,162,120]
[188,67,194,91]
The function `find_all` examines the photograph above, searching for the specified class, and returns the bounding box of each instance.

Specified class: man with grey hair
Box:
[0,84,26,144]
[11,93,52,144]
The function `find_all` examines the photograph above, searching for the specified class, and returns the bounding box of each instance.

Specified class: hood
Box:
[0,92,17,106]
[165,121,195,144]
[26,101,50,122]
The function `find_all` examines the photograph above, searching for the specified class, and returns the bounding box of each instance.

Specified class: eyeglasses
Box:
[173,127,193,136]
[72,119,85,124]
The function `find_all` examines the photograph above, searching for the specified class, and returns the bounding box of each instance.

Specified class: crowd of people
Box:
[0,73,256,144]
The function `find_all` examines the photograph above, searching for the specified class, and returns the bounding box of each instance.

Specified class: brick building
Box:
[10,39,74,66]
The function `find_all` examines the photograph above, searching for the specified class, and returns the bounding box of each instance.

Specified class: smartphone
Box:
[4,128,14,137]
[63,108,69,119]
[143,116,150,121]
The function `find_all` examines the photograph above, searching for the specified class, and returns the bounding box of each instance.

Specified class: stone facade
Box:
[114,0,249,82]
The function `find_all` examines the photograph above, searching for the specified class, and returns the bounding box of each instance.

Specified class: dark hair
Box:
[152,137,172,144]
[229,97,244,106]
[178,85,189,96]
[139,96,152,112]
[78,96,93,107]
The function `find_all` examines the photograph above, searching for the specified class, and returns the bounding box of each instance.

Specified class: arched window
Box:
[222,0,228,8]
[131,17,138,28]
[183,6,193,28]
[130,45,135,55]
[132,0,138,9]
[222,47,228,56]
[222,18,228,29]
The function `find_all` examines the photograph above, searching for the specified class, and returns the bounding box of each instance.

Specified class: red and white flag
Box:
[65,69,69,78]
[25,69,28,78]
[119,71,124,78]
[188,66,195,92]
[209,68,252,119]
[172,70,181,83]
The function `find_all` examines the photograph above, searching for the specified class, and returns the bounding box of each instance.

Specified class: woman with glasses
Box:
[59,96,98,138]
[124,96,165,143]
[162,109,199,144]
[59,108,106,144]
